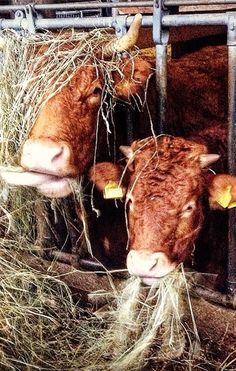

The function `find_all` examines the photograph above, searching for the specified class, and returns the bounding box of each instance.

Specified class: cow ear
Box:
[208,174,236,209]
[119,145,136,171]
[120,145,133,159]
[113,57,154,99]
[88,162,127,199]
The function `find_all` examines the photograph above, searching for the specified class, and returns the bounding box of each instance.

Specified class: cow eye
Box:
[181,200,196,217]
[186,204,194,211]
[87,85,102,104]
[92,86,102,96]
[126,194,134,212]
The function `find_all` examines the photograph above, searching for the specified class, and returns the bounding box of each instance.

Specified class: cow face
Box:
[21,66,104,179]
[0,15,153,198]
[0,57,152,198]
[90,136,225,285]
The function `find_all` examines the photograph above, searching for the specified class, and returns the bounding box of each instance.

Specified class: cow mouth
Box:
[137,269,176,287]
[140,276,162,287]
[0,167,74,198]
[127,250,177,286]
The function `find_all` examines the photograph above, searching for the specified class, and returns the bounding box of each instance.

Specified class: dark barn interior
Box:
[0,1,235,370]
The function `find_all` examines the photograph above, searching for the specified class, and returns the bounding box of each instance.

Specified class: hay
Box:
[77,266,200,371]
[0,247,232,370]
[0,247,83,370]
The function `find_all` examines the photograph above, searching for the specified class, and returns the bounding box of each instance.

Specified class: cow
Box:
[0,14,153,198]
[89,135,236,285]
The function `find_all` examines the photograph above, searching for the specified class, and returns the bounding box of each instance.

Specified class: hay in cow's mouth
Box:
[77,265,201,370]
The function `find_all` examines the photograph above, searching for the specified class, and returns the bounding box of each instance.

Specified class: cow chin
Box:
[126,250,177,285]
[36,177,73,198]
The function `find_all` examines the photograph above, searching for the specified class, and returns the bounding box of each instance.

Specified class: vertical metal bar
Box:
[153,0,169,135]
[114,16,135,144]
[227,16,236,294]
[155,44,168,134]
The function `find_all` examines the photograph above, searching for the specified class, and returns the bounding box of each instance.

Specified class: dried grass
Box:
[0,249,233,370]
[77,266,201,371]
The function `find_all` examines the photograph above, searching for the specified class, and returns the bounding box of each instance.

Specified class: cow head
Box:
[89,136,235,285]
[0,15,153,198]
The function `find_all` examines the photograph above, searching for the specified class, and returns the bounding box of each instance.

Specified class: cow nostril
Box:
[149,258,158,272]
[51,146,64,164]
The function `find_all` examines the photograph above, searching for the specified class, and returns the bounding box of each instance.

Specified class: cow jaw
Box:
[126,250,177,285]
[0,168,73,198]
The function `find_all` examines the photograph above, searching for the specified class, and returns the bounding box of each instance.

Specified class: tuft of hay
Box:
[0,246,84,370]
[78,266,200,371]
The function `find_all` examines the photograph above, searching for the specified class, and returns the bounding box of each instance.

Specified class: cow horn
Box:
[120,145,134,159]
[102,13,142,57]
[199,154,220,168]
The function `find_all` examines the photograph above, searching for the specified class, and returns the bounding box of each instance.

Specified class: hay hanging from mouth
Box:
[79,266,201,371]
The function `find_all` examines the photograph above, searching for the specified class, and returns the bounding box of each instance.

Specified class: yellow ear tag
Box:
[228,201,236,209]
[103,181,123,200]
[216,185,232,208]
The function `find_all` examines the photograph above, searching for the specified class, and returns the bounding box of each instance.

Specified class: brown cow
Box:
[89,135,236,285]
[0,14,153,197]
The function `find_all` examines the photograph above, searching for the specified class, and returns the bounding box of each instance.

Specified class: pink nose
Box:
[21,138,74,177]
[127,250,176,279]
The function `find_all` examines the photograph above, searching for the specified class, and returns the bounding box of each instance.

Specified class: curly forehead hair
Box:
[127,136,209,203]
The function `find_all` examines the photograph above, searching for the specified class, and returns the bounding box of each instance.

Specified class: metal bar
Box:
[227,17,236,294]
[0,15,153,30]
[153,0,169,135]
[0,12,233,31]
[0,2,153,12]
[125,108,135,144]
[0,0,236,13]
[165,0,236,5]
[192,285,236,309]
[162,12,228,26]
[155,44,168,134]
[1,0,236,12]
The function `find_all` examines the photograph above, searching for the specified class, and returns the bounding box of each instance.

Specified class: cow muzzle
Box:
[126,250,177,285]
[21,138,77,178]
